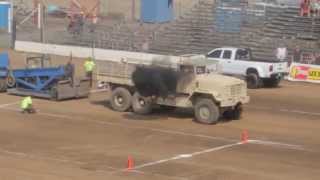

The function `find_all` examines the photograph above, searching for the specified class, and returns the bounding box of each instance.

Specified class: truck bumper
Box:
[269,72,287,80]
[220,96,250,107]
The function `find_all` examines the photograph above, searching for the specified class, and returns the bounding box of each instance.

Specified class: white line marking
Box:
[132,142,243,170]
[0,147,85,165]
[0,101,20,109]
[279,109,320,116]
[1,107,307,152]
[3,107,237,143]
[247,105,320,116]
[248,140,306,151]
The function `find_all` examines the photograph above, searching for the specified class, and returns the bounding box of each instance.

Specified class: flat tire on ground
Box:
[110,87,132,112]
[246,73,261,89]
[132,92,152,115]
[194,98,219,124]
[0,78,7,92]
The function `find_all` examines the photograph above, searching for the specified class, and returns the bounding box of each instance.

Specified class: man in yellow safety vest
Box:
[20,96,36,114]
[84,57,95,87]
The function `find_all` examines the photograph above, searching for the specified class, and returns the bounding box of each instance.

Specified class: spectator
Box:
[293,46,301,63]
[275,43,287,61]
[300,0,311,17]
[310,0,320,17]
[315,53,320,65]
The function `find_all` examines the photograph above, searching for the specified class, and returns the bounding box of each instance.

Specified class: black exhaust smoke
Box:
[132,66,179,98]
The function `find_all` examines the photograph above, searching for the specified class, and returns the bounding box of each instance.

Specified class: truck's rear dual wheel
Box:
[195,98,219,124]
[246,73,261,89]
[132,92,152,115]
[110,87,132,112]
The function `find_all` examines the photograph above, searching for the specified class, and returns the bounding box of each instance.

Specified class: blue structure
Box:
[215,7,243,33]
[141,0,174,23]
[0,52,9,78]
[0,2,11,31]
[12,66,66,93]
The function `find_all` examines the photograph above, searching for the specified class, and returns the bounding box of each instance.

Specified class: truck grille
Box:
[230,84,242,97]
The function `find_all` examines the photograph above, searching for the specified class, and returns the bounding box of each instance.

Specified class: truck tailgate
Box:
[273,62,288,73]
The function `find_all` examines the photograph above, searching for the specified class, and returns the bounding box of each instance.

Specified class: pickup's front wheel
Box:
[195,98,219,124]
[246,73,261,89]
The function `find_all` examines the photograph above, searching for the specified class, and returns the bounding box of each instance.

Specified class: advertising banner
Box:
[288,63,320,83]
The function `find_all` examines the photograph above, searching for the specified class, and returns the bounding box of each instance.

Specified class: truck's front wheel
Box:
[132,92,152,115]
[195,99,219,124]
[110,87,132,112]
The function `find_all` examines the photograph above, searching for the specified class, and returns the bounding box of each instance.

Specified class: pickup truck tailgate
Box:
[273,62,288,73]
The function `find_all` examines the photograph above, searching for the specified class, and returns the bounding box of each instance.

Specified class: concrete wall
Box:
[15,40,182,64]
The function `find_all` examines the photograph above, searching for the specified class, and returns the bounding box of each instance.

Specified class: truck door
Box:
[220,50,234,74]
[207,49,223,72]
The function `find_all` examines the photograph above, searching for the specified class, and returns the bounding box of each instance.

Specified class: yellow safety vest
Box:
[21,96,32,109]
[84,60,95,72]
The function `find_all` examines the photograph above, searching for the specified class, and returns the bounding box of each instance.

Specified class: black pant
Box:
[86,71,93,87]
[22,106,36,114]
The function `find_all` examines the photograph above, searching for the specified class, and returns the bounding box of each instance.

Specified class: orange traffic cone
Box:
[241,130,249,144]
[127,156,134,170]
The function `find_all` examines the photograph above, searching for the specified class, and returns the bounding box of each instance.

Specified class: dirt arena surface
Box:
[0,50,320,180]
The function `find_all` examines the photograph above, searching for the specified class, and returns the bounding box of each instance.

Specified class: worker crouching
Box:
[21,96,36,114]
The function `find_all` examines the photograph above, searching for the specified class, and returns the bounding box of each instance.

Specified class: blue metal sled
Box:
[3,54,90,100]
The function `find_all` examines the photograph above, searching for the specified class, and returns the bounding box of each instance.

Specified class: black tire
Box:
[6,73,16,88]
[194,98,219,124]
[223,104,243,120]
[132,92,152,115]
[0,78,7,92]
[110,87,132,112]
[50,86,58,101]
[246,73,261,89]
[263,78,281,88]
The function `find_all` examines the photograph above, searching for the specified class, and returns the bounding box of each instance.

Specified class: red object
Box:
[300,0,310,16]
[127,156,134,170]
[241,130,249,144]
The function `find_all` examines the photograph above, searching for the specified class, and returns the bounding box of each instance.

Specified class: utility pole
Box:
[132,0,136,21]
[39,3,45,43]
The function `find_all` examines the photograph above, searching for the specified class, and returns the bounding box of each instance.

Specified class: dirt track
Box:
[0,51,320,180]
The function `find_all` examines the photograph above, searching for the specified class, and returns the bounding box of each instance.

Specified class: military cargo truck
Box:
[96,56,250,124]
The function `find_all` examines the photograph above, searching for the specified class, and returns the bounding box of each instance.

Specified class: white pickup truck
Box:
[205,47,289,89]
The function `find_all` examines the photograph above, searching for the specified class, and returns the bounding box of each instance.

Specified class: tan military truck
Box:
[96,56,249,124]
